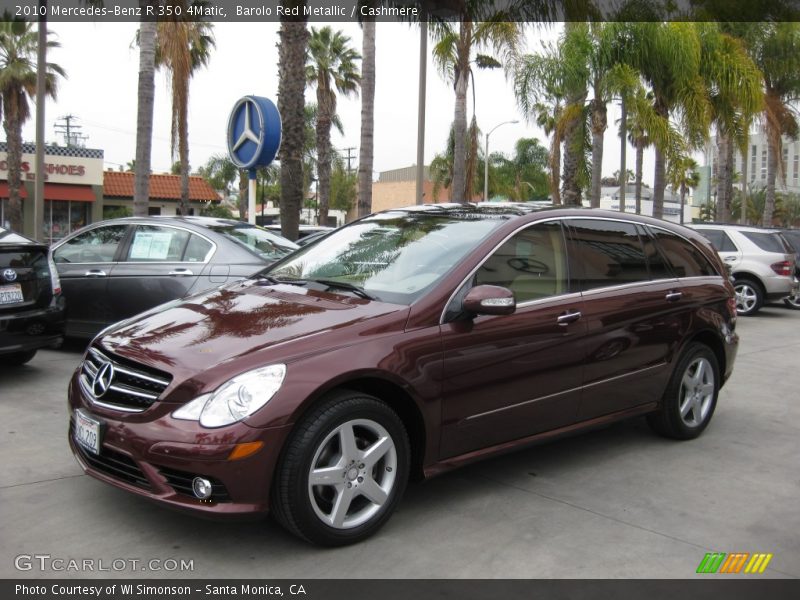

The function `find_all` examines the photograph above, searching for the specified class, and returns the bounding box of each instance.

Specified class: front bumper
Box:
[0,296,65,355]
[67,374,293,518]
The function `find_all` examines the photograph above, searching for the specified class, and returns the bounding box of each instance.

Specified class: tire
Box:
[733,278,763,316]
[271,390,410,546]
[647,343,720,440]
[783,292,800,310]
[2,350,37,366]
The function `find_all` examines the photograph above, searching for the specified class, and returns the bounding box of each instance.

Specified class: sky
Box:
[16,21,659,187]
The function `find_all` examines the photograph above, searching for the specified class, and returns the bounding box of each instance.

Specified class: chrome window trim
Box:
[647,223,725,278]
[51,222,131,265]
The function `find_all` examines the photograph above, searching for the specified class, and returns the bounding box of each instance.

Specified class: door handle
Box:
[723,256,738,262]
[84,269,107,277]
[665,291,683,302]
[169,269,194,277]
[557,311,582,326]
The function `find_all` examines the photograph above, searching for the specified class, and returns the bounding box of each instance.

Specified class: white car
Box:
[691,224,798,315]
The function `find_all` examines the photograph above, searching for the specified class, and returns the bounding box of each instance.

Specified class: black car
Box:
[0,227,65,365]
[52,216,299,338]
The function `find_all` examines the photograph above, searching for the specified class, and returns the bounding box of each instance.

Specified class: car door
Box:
[52,223,130,338]
[564,218,685,420]
[439,220,587,459]
[696,228,741,271]
[106,224,212,323]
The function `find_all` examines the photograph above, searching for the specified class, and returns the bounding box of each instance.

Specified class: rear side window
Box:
[566,219,650,291]
[126,226,190,262]
[696,229,737,252]
[183,234,213,262]
[650,229,718,277]
[741,231,792,254]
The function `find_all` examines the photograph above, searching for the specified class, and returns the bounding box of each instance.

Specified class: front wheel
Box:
[271,390,410,546]
[2,350,37,366]
[647,343,720,440]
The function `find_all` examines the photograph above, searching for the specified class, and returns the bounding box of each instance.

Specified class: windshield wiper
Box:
[254,274,307,286]
[309,279,377,301]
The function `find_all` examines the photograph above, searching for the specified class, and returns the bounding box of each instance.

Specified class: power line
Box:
[54,114,88,147]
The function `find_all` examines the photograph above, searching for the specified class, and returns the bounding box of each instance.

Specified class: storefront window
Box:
[44,200,90,245]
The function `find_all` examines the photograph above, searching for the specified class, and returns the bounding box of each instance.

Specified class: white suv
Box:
[691,224,798,316]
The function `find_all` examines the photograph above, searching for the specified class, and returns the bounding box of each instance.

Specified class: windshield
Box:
[209,224,298,262]
[265,210,508,305]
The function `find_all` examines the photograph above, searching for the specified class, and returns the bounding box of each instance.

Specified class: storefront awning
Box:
[43,183,95,202]
[0,182,28,198]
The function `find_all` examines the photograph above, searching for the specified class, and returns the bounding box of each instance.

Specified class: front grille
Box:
[157,466,231,502]
[79,347,172,413]
[70,420,151,490]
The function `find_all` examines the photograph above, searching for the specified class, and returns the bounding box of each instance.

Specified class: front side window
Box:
[566,219,650,291]
[53,224,128,264]
[475,221,569,303]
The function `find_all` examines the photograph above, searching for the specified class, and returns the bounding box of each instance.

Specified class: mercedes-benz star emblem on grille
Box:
[92,361,115,398]
[2,268,17,282]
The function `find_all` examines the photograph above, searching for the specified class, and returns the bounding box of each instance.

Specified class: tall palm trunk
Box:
[740,135,749,225]
[763,142,779,226]
[465,116,478,200]
[179,96,189,215]
[2,99,24,232]
[651,101,669,220]
[278,15,309,241]
[715,132,733,223]
[315,88,333,226]
[357,20,375,218]
[634,139,644,214]
[238,170,247,219]
[134,16,156,218]
[451,21,472,204]
[561,101,587,206]
[589,98,606,208]
[619,98,627,213]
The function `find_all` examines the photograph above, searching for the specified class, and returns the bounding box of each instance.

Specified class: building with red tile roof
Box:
[103,171,219,217]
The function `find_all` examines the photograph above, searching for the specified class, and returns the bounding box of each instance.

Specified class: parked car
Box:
[0,227,65,365]
[52,216,298,338]
[778,228,800,309]
[68,207,738,546]
[690,224,798,316]
[265,224,334,243]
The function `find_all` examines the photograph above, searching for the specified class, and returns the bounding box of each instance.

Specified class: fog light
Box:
[192,477,213,500]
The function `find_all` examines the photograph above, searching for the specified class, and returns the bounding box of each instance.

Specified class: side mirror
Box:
[463,285,516,316]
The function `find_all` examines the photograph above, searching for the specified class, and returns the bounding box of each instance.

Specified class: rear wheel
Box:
[733,278,763,316]
[783,291,800,310]
[271,390,410,546]
[647,343,719,440]
[2,350,37,366]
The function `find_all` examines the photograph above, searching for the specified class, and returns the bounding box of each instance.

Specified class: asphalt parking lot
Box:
[1,304,798,580]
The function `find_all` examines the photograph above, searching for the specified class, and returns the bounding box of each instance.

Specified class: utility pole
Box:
[339,147,357,174]
[54,114,87,147]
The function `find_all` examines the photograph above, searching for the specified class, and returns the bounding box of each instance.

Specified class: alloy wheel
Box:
[678,357,715,428]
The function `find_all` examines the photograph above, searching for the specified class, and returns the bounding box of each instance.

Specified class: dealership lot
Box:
[1,306,798,579]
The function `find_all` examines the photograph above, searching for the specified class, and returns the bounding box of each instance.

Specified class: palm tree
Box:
[134,17,156,218]
[306,26,360,227]
[431,20,524,204]
[278,13,310,241]
[0,20,64,233]
[742,23,800,226]
[667,154,700,224]
[357,19,375,219]
[615,22,711,219]
[153,3,215,215]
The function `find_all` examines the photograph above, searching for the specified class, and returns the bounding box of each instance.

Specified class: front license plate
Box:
[74,409,103,455]
[0,284,23,305]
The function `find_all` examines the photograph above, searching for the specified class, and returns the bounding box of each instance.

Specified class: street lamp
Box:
[484,119,519,202]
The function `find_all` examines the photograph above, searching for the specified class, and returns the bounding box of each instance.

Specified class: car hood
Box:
[97,280,409,399]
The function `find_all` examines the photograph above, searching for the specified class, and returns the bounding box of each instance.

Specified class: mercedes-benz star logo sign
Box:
[2,268,17,282]
[92,361,115,398]
[231,100,261,154]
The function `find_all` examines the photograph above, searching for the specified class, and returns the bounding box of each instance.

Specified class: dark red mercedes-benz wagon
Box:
[68,206,738,545]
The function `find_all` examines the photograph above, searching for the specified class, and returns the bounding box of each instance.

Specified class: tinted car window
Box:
[126,226,190,262]
[651,228,718,277]
[741,231,792,254]
[476,221,568,302]
[697,229,737,252]
[208,224,297,262]
[566,219,650,290]
[184,234,214,263]
[638,225,672,280]
[53,225,127,263]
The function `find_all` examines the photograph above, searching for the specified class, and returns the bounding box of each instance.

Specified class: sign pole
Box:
[248,168,257,224]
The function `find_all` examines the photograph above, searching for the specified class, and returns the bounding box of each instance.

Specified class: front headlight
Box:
[172,364,287,428]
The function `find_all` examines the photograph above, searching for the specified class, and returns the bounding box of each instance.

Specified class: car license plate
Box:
[0,284,23,305]
[74,409,103,455]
